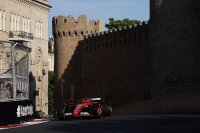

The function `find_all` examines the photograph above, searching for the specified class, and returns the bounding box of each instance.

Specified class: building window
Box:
[10,13,21,32]
[0,10,6,31]
[36,20,43,39]
[22,16,30,32]
[17,15,20,31]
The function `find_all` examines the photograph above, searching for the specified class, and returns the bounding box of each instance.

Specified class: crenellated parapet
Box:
[53,30,86,38]
[52,15,103,38]
[81,21,149,52]
[84,21,148,39]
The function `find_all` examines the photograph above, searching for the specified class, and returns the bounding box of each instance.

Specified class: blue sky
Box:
[48,0,149,36]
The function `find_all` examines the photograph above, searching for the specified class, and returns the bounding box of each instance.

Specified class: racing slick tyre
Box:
[90,103,103,118]
[57,104,75,120]
[103,104,112,116]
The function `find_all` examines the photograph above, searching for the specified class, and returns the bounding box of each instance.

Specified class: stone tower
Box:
[149,0,200,98]
[52,15,103,107]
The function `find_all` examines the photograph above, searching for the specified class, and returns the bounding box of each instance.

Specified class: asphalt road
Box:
[1,115,200,133]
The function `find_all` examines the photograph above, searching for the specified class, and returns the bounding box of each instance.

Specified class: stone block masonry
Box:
[79,22,149,107]
[53,15,103,107]
[53,0,200,113]
[53,17,150,108]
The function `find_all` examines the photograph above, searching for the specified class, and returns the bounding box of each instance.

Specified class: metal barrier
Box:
[0,41,31,102]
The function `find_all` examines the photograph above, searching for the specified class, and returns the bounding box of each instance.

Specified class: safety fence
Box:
[0,41,31,102]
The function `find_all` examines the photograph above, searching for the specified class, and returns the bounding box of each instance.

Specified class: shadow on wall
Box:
[61,44,82,102]
[59,22,151,107]
[78,25,150,107]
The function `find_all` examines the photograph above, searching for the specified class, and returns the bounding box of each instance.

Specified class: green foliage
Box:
[48,71,54,115]
[105,18,141,30]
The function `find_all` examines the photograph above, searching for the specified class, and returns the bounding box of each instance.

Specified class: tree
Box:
[48,71,54,115]
[105,18,141,30]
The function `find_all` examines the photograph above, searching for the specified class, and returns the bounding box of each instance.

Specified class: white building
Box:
[0,0,51,115]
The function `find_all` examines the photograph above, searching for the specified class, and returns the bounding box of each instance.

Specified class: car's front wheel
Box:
[56,103,66,120]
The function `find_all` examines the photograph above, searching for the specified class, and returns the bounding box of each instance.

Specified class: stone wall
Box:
[79,23,149,107]
[53,0,200,113]
[114,94,200,114]
[53,20,150,107]
[149,0,200,98]
[53,16,103,106]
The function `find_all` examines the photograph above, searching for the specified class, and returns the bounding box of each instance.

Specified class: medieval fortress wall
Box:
[53,15,149,107]
[150,0,200,98]
[53,0,200,113]
[53,15,104,104]
[79,22,149,105]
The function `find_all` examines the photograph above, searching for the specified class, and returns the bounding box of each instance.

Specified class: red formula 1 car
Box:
[73,97,103,118]
[56,97,112,120]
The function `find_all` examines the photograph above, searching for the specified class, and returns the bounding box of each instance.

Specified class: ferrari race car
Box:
[73,97,103,118]
[56,97,112,120]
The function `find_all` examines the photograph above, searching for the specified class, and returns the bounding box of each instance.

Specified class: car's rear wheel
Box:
[97,105,103,116]
[103,104,112,116]
[90,104,103,117]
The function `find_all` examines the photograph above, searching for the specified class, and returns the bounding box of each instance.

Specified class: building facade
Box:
[0,0,51,115]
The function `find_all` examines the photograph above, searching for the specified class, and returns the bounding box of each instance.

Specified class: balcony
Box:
[8,31,34,42]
